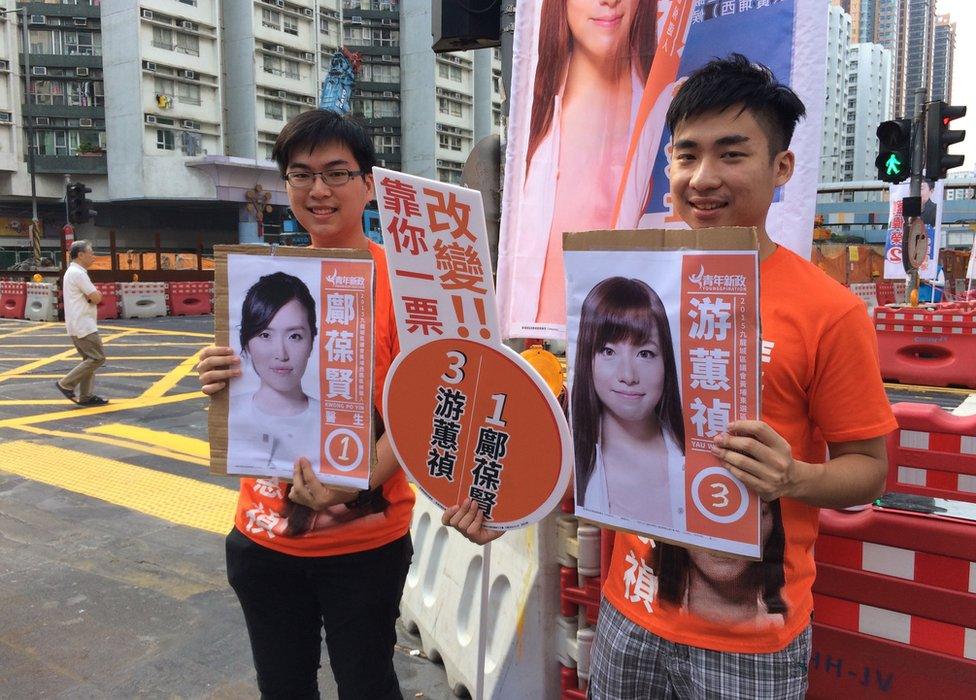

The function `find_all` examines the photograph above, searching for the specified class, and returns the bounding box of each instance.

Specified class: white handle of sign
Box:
[475,540,491,700]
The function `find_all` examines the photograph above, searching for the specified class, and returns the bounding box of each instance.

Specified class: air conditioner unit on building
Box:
[304,96,315,105]
[0,60,8,71]
[304,52,314,61]
[145,115,158,124]
[29,15,45,24]
[181,20,193,29]
[276,90,286,98]
[0,112,11,123]
[36,116,50,125]
[141,9,153,20]
[144,61,157,72]
[381,55,392,62]
[382,91,393,97]
[182,70,196,79]
[304,7,313,16]
[274,0,284,7]
[80,118,93,127]
[73,17,87,26]
[381,19,393,25]
[76,67,89,76]
[31,67,47,76]
[182,119,196,129]
[275,45,285,54]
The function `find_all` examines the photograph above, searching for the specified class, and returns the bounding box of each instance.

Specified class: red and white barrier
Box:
[119,282,167,319]
[885,402,976,503]
[850,283,879,314]
[95,282,121,320]
[875,304,976,388]
[167,281,213,316]
[810,506,976,699]
[0,280,27,319]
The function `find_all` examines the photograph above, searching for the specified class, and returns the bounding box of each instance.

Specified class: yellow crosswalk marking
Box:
[85,423,210,460]
[0,440,236,534]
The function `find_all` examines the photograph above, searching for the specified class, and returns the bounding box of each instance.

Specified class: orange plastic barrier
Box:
[94,282,120,320]
[167,281,213,316]
[810,507,976,699]
[884,402,976,503]
[0,280,26,319]
[875,303,976,388]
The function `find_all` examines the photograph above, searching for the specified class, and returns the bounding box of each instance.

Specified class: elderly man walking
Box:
[56,240,108,406]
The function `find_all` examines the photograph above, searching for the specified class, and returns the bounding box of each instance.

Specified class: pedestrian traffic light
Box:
[875,119,912,183]
[66,182,95,224]
[925,101,967,181]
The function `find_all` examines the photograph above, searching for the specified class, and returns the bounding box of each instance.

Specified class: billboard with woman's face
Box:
[496,0,827,339]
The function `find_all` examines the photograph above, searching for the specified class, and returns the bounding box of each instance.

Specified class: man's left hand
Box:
[710,420,800,501]
[288,457,357,510]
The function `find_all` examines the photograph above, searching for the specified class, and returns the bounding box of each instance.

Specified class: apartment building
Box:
[931,14,954,103]
[820,4,851,183]
[843,42,892,181]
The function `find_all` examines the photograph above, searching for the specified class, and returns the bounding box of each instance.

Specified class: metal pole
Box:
[906,86,926,304]
[19,9,38,223]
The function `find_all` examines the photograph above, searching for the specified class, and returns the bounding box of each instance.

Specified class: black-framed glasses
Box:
[283,169,364,188]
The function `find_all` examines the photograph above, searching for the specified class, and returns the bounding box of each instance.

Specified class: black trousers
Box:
[226,528,413,700]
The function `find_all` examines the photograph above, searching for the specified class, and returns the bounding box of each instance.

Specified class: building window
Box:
[283,16,299,36]
[438,134,462,151]
[152,26,174,51]
[265,100,284,120]
[438,63,462,81]
[154,77,175,101]
[177,82,201,105]
[175,32,200,56]
[438,96,462,117]
[156,129,175,150]
[262,9,281,30]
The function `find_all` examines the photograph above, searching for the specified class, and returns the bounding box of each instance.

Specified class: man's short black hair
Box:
[665,53,806,158]
[69,240,91,259]
[272,109,376,177]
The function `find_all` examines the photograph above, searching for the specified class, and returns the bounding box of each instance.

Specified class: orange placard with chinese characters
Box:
[318,258,374,490]
[680,253,760,546]
[375,169,572,527]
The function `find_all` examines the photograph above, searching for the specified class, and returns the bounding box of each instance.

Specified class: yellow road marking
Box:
[141,349,204,399]
[85,423,210,460]
[14,424,210,466]
[100,323,213,338]
[0,440,236,534]
[0,324,47,341]
[0,390,205,429]
[0,330,133,383]
[12,372,167,379]
[0,355,203,362]
[0,342,210,348]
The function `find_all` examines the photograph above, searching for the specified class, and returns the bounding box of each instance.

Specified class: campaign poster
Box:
[209,246,375,490]
[374,169,572,528]
[565,228,762,558]
[884,181,944,281]
[496,0,826,339]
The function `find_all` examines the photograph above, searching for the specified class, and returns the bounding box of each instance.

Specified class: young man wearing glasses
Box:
[197,109,414,700]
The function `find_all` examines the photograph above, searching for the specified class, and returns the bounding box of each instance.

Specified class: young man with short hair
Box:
[446,54,896,698]
[57,239,108,406]
[197,109,414,700]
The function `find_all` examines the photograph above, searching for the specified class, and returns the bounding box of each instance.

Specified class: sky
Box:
[936,0,975,171]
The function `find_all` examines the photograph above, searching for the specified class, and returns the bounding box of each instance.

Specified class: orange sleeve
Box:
[808,304,897,443]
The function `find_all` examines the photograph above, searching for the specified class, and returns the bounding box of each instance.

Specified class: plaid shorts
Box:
[588,598,812,700]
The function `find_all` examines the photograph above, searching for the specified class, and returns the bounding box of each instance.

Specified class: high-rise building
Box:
[876,0,907,117]
[931,14,955,103]
[843,42,892,181]
[0,0,503,250]
[832,0,861,45]
[857,0,879,43]
[902,0,935,116]
[821,4,852,183]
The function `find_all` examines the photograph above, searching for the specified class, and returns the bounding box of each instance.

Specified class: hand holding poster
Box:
[497,0,826,339]
[566,228,762,558]
[209,246,375,490]
[374,169,572,528]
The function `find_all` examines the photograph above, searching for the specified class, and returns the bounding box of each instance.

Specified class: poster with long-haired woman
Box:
[496,0,826,339]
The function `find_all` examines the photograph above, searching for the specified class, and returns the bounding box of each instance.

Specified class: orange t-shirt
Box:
[603,246,898,653]
[233,242,416,557]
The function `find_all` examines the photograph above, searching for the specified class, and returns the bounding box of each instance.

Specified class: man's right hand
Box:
[442,498,504,546]
[196,346,241,395]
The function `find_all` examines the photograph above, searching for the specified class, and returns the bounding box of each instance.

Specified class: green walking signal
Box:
[876,119,912,184]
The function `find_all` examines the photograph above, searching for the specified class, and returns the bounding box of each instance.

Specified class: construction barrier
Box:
[849,283,879,314]
[0,280,27,319]
[809,507,976,699]
[400,492,562,698]
[119,281,167,319]
[167,281,213,316]
[24,282,59,322]
[875,303,976,389]
[885,402,976,503]
[95,282,121,320]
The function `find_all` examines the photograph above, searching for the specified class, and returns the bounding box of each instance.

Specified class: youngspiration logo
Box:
[688,264,746,293]
[326,269,367,288]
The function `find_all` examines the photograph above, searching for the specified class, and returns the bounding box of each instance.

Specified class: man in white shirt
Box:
[56,240,108,406]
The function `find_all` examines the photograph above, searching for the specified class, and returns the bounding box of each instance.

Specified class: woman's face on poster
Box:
[246,298,314,394]
[566,0,636,62]
[591,326,664,425]
[687,501,775,583]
